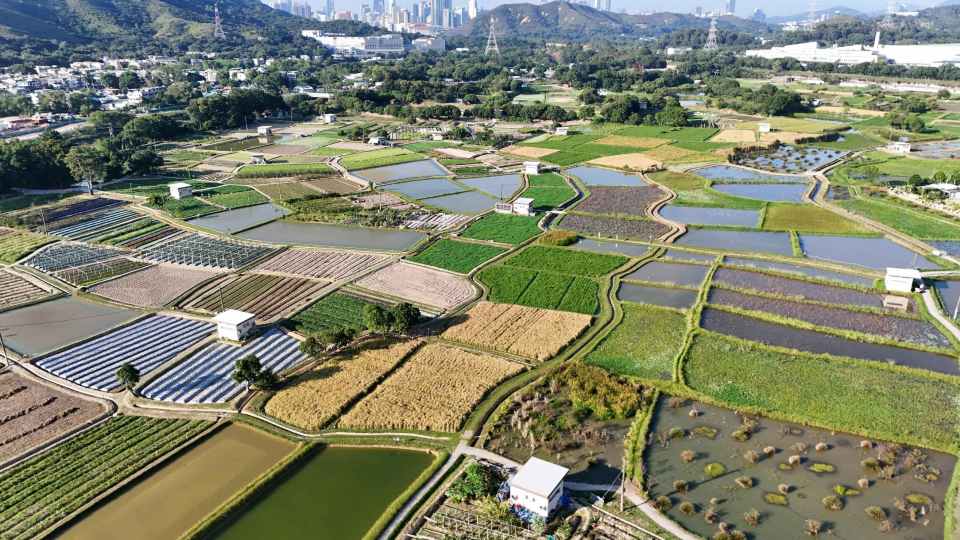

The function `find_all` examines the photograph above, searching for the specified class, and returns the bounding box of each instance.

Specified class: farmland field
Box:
[24,243,123,273]
[586,302,687,379]
[341,148,426,170]
[48,208,142,241]
[265,339,423,430]
[684,333,960,450]
[88,264,219,307]
[460,213,542,245]
[235,163,336,178]
[503,245,628,276]
[761,203,870,234]
[478,265,600,314]
[138,233,275,270]
[407,239,506,274]
[441,302,592,361]
[0,372,107,465]
[712,267,887,309]
[253,248,388,281]
[179,273,326,321]
[109,225,181,249]
[339,343,522,432]
[0,193,74,213]
[255,182,323,201]
[141,328,305,404]
[648,171,765,210]
[355,262,476,311]
[558,214,671,241]
[0,297,141,357]
[36,315,214,391]
[0,228,54,264]
[149,196,219,219]
[196,185,269,208]
[96,218,164,245]
[0,269,54,310]
[288,292,379,334]
[837,196,960,240]
[38,197,124,223]
[0,416,210,540]
[573,186,665,216]
[202,137,263,151]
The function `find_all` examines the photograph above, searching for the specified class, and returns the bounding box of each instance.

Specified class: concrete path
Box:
[922,289,960,341]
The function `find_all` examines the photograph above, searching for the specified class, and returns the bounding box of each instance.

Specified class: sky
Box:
[293,0,947,17]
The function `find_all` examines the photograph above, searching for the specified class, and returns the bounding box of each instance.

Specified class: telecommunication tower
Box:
[705,17,719,50]
[485,19,501,57]
[214,1,227,39]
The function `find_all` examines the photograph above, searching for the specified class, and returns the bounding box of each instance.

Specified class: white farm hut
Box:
[215,310,256,342]
[168,182,192,200]
[884,268,923,293]
[508,457,568,518]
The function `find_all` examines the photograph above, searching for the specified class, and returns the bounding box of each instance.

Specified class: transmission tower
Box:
[705,17,719,50]
[485,19,500,57]
[213,1,227,39]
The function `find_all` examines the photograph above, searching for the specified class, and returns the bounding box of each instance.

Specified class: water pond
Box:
[723,256,877,287]
[624,261,709,288]
[737,145,847,173]
[799,235,939,270]
[700,308,959,375]
[910,140,960,159]
[59,424,294,540]
[711,183,808,203]
[676,229,794,257]
[659,205,760,227]
[662,248,717,264]
[929,240,960,258]
[458,174,524,198]
[386,177,464,199]
[353,160,449,184]
[188,203,289,234]
[646,398,955,540]
[693,165,806,184]
[423,191,498,214]
[934,280,960,320]
[569,238,650,258]
[213,446,434,540]
[239,220,426,251]
[567,166,647,187]
[0,297,141,357]
[618,283,698,309]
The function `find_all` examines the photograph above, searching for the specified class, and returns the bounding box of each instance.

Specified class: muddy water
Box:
[188,203,289,234]
[694,165,806,183]
[58,423,295,540]
[624,261,709,288]
[423,190,498,214]
[238,220,426,251]
[646,399,955,540]
[459,174,524,198]
[386,177,464,199]
[0,297,141,357]
[618,283,699,309]
[711,183,808,203]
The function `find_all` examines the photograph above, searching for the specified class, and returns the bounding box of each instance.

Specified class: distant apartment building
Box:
[412,37,446,52]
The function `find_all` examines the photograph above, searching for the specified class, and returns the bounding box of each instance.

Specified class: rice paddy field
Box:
[178,273,327,321]
[407,239,506,274]
[0,297,141,357]
[341,148,426,171]
[234,163,336,178]
[460,213,542,245]
[586,302,688,379]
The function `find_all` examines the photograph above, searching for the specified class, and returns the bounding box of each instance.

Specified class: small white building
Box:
[168,182,192,200]
[884,268,923,293]
[757,122,772,134]
[215,310,256,342]
[508,457,568,519]
[555,126,569,136]
[887,141,912,155]
[250,153,267,165]
[923,183,960,201]
[368,136,385,146]
[257,126,273,137]
[322,113,337,124]
[524,161,541,175]
[512,197,534,216]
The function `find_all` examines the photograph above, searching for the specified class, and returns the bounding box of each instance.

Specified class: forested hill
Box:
[774,5,960,46]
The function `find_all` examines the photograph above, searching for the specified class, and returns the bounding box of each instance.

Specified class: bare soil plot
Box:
[711,129,757,144]
[442,302,592,361]
[595,135,670,148]
[303,177,364,194]
[0,270,53,310]
[88,264,220,307]
[339,343,522,432]
[53,258,151,287]
[179,273,326,321]
[559,214,671,242]
[760,131,809,144]
[574,186,666,216]
[502,145,558,159]
[709,288,950,348]
[588,153,661,171]
[352,192,416,210]
[265,339,423,431]
[354,261,476,311]
[0,297,141,357]
[0,372,107,464]
[253,248,389,281]
[712,267,890,310]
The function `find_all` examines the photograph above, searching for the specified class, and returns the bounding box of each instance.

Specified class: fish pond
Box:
[386,178,464,199]
[424,190,498,214]
[910,140,960,160]
[799,235,939,270]
[711,183,808,203]
[662,249,718,264]
[354,160,449,184]
[567,166,647,187]
[458,174,524,198]
[618,283,698,309]
[660,205,760,227]
[569,238,650,258]
[694,165,807,183]
[188,203,289,234]
[212,446,434,540]
[646,398,955,540]
[934,280,960,319]
[0,297,141,357]
[624,261,709,288]
[676,229,794,257]
[59,423,294,540]
[700,308,959,376]
[722,256,877,287]
[238,220,426,251]
[736,145,847,173]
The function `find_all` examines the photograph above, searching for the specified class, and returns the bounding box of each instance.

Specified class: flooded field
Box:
[712,267,886,309]
[723,256,877,287]
[354,160,448,184]
[569,238,650,258]
[700,308,959,375]
[0,297,141,357]
[213,447,433,540]
[619,283,698,309]
[59,424,294,540]
[934,280,960,318]
[386,178,463,199]
[459,174,524,198]
[737,145,847,173]
[693,165,806,183]
[625,261,709,288]
[660,205,760,227]
[567,166,647,187]
[238,220,425,251]
[188,203,289,234]
[910,140,960,159]
[930,240,960,258]
[424,190,498,214]
[711,183,808,203]
[646,398,955,540]
[676,229,794,257]
[662,249,717,264]
[799,235,938,270]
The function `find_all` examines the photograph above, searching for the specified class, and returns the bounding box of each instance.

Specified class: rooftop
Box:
[510,457,568,497]
[214,310,256,325]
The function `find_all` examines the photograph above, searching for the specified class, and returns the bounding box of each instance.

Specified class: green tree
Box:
[389,303,420,334]
[362,304,393,333]
[231,354,276,389]
[118,71,143,91]
[116,363,140,392]
[65,145,109,189]
[934,171,948,183]
[125,149,163,176]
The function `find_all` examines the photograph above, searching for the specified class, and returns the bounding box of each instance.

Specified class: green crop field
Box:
[648,171,765,210]
[0,230,54,263]
[478,265,600,314]
[235,163,335,178]
[684,333,960,451]
[461,213,542,245]
[104,178,219,198]
[503,245,628,277]
[521,186,576,210]
[150,196,219,219]
[0,417,210,540]
[95,218,162,243]
[197,185,269,209]
[528,173,567,187]
[838,196,960,240]
[308,146,356,157]
[201,138,264,152]
[289,293,377,334]
[0,193,74,213]
[403,141,451,152]
[587,302,687,379]
[615,125,718,142]
[407,239,506,274]
[256,182,321,202]
[340,148,426,170]
[761,203,872,234]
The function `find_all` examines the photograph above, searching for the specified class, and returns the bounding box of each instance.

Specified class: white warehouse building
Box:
[746,35,960,68]
[301,31,406,56]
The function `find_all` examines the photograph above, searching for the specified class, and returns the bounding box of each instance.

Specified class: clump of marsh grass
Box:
[681,450,696,463]
[735,476,754,489]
